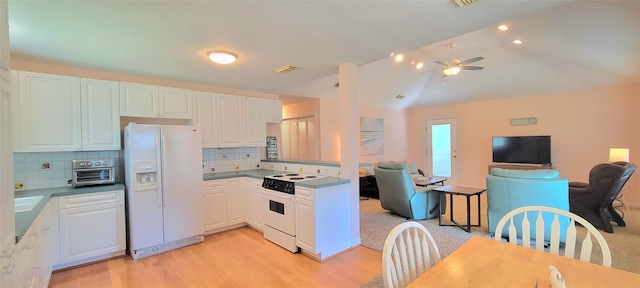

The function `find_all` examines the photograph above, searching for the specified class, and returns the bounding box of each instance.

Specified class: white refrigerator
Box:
[124,123,204,260]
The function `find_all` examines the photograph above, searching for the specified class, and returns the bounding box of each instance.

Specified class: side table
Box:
[432,185,485,232]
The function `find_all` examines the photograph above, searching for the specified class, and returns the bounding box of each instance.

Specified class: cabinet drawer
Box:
[295,187,314,201]
[204,180,225,190]
[59,190,124,209]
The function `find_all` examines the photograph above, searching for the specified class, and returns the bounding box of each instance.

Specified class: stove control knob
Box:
[79,162,86,167]
[102,161,108,166]
[87,162,93,167]
[94,161,101,167]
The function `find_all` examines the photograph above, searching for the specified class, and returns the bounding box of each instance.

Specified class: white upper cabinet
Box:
[12,71,82,152]
[217,94,266,147]
[159,86,192,119]
[217,94,244,147]
[120,82,192,119]
[11,71,121,152]
[119,82,158,117]
[265,99,283,123]
[81,78,120,150]
[193,91,218,148]
[244,97,266,146]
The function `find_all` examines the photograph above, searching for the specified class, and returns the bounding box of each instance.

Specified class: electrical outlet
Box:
[246,153,250,158]
[317,169,321,174]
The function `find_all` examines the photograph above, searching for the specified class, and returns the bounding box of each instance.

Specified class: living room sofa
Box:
[487,168,569,241]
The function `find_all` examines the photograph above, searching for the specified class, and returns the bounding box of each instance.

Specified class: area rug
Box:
[359,198,640,288]
[359,198,492,288]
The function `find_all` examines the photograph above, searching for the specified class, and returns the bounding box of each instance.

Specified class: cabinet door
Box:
[119,82,158,117]
[295,198,315,252]
[204,185,227,232]
[265,99,283,123]
[251,187,265,231]
[226,178,245,225]
[193,91,218,147]
[244,97,266,147]
[217,94,244,147]
[159,86,192,119]
[14,71,81,152]
[58,201,125,264]
[81,78,120,150]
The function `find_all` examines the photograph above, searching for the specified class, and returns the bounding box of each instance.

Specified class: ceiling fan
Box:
[430,43,484,77]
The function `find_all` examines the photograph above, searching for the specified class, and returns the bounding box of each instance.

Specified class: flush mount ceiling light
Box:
[498,25,509,31]
[207,50,238,64]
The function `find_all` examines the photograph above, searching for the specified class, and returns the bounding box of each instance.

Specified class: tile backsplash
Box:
[14,147,264,191]
[202,147,261,174]
[13,151,121,191]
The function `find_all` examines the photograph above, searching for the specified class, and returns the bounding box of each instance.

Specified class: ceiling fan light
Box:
[207,50,238,64]
[443,67,461,76]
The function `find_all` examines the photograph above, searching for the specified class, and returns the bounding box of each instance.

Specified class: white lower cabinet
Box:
[295,184,351,261]
[204,178,247,234]
[204,180,227,232]
[244,178,264,231]
[15,199,58,288]
[56,190,125,270]
[226,178,245,225]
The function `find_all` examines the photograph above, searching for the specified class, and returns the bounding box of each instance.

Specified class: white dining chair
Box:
[382,221,441,288]
[494,205,612,267]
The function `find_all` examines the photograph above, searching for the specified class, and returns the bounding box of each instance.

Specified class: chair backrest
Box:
[494,205,612,267]
[375,162,417,218]
[382,222,441,288]
[587,162,637,207]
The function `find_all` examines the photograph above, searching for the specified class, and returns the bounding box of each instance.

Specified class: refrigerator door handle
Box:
[161,135,168,207]
[156,135,163,207]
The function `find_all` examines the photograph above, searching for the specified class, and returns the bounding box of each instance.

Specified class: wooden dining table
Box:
[407,236,640,287]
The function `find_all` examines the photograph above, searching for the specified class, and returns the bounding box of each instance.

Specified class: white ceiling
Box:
[8,1,640,109]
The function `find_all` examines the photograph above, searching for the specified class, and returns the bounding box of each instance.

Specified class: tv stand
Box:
[488,163,555,174]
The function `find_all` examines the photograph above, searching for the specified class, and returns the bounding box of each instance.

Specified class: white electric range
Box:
[261,173,327,252]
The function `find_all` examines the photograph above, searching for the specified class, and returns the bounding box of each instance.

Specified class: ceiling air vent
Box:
[454,0,478,7]
[274,65,299,73]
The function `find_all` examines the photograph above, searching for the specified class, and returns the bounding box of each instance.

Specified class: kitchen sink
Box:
[14,195,44,213]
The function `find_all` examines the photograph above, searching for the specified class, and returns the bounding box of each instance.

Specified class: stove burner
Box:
[305,176,317,179]
[289,177,304,180]
[285,173,299,176]
[273,175,284,177]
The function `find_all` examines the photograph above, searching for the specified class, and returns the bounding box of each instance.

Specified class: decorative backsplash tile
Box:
[202,147,261,174]
[13,151,121,191]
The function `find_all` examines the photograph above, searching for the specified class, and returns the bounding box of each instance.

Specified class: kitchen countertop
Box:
[203,169,351,188]
[15,170,350,243]
[14,184,125,243]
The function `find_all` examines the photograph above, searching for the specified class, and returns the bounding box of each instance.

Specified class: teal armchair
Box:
[374,162,442,220]
[487,168,569,241]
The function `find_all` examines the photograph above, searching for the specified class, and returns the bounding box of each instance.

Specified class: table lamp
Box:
[609,148,629,163]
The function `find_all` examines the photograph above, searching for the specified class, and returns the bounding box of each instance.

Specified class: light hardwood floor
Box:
[49,227,382,288]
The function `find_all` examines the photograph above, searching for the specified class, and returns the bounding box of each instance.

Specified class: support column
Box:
[338,63,361,245]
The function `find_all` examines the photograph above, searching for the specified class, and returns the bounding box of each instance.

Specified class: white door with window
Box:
[426,118,459,185]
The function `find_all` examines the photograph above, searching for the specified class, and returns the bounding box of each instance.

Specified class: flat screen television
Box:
[492,135,551,165]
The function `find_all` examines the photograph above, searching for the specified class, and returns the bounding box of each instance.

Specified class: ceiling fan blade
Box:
[459,56,484,65]
[461,66,484,70]
[434,60,450,66]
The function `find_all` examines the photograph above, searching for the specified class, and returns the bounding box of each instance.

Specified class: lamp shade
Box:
[609,148,629,162]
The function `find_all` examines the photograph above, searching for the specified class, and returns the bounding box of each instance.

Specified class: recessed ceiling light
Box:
[513,39,523,45]
[415,62,424,69]
[207,50,238,64]
[498,25,509,31]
